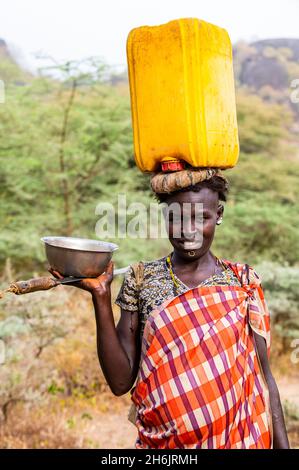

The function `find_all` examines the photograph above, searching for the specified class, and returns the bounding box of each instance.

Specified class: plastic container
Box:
[127,18,239,172]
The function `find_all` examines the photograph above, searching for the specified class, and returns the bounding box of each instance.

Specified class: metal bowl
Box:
[41,236,119,278]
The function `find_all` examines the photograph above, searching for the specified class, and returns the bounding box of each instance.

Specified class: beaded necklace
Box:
[166,254,223,292]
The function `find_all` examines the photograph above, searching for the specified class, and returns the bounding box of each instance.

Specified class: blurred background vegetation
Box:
[1,38,299,270]
[0,37,299,448]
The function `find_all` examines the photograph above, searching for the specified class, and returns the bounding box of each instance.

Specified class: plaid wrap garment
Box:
[131,260,272,449]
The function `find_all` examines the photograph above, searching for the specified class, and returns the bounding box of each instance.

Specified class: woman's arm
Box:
[50,262,141,397]
[254,332,290,449]
[92,292,141,396]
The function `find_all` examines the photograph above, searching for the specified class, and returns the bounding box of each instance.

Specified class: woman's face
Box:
[164,188,223,261]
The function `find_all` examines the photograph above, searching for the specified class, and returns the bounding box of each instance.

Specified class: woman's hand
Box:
[48,261,114,297]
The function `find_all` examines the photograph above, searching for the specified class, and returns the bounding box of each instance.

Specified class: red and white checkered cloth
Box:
[131,260,272,449]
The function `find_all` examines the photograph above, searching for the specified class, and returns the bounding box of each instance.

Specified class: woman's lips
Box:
[177,239,201,250]
[183,240,201,250]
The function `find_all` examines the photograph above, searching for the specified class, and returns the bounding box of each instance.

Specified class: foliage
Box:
[236,91,292,155]
[0,44,299,448]
[253,262,299,351]
[0,59,299,273]
[0,286,79,421]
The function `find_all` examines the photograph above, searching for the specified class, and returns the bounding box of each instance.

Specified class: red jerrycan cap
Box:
[161,161,185,172]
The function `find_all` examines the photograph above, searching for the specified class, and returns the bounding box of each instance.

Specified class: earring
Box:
[216,218,223,225]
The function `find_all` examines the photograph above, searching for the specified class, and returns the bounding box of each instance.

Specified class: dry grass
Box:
[0,392,135,449]
[0,403,81,449]
[0,284,134,448]
[0,284,298,448]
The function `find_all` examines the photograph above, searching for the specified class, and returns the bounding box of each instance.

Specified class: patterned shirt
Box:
[115,255,241,340]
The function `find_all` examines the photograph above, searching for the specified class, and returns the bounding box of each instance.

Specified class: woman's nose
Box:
[183,228,198,240]
[182,218,203,236]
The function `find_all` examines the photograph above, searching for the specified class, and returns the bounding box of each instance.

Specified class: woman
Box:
[51,172,289,449]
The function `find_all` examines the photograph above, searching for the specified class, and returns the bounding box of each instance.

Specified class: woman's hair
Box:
[155,175,229,203]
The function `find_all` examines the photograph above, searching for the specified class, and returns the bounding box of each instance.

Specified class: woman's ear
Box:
[216,204,224,225]
[218,204,224,216]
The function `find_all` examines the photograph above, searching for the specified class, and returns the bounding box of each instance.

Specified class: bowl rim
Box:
[41,236,119,253]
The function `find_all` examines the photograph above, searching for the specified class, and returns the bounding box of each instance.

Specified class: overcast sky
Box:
[1,0,299,71]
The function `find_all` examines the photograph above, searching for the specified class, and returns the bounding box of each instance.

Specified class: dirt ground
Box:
[1,286,297,449]
[277,377,299,408]
[80,407,138,449]
[80,377,299,449]
[1,376,298,449]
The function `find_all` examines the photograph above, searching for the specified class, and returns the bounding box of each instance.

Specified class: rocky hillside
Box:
[1,35,299,118]
[234,38,299,118]
[0,38,32,84]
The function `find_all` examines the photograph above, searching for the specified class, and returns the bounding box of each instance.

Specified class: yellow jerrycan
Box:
[127,18,239,172]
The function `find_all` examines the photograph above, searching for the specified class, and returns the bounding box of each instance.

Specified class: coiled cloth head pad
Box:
[150,168,229,194]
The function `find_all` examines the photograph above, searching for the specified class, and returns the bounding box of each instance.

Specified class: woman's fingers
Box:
[97,261,114,287]
[47,262,114,294]
[48,267,64,280]
[105,261,114,282]
[70,279,85,289]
